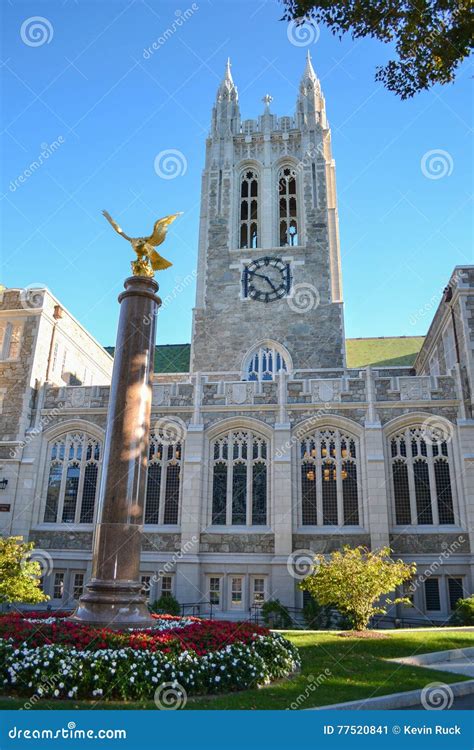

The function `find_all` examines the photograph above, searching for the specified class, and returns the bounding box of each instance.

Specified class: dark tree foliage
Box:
[282,1,473,98]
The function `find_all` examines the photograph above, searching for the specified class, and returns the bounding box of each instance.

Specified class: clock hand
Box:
[251,272,279,292]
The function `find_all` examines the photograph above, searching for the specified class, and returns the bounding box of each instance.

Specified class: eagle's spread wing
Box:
[149,249,173,271]
[102,210,132,241]
[146,213,181,247]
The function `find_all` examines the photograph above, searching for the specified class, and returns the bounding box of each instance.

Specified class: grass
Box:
[0,629,472,711]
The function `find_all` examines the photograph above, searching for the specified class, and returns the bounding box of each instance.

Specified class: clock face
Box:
[243,256,291,303]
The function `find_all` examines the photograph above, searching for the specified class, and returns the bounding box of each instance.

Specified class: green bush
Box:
[261,599,293,629]
[450,596,474,625]
[303,597,333,630]
[149,593,181,616]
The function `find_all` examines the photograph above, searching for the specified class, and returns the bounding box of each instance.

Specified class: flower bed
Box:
[0,613,300,702]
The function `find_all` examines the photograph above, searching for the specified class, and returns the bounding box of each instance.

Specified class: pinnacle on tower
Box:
[302,50,317,82]
[211,58,240,137]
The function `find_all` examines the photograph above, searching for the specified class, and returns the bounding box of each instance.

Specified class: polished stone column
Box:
[71,275,160,627]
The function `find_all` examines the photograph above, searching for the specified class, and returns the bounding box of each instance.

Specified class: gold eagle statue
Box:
[102,210,181,277]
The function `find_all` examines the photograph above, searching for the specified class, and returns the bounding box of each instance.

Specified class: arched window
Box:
[278,166,298,246]
[239,169,258,248]
[144,433,182,525]
[245,344,289,381]
[211,430,268,526]
[299,428,359,526]
[43,431,101,523]
[390,427,456,526]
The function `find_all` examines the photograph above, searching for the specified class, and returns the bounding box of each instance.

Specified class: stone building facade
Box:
[1,57,473,624]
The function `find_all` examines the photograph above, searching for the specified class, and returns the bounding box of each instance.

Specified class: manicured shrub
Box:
[150,593,181,616]
[450,596,474,625]
[261,599,293,629]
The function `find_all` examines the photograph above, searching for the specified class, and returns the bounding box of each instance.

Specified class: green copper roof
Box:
[346,336,425,368]
[105,337,425,373]
[105,344,191,373]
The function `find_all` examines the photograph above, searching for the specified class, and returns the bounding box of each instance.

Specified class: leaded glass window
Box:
[299,428,360,526]
[144,434,182,525]
[211,430,269,526]
[245,344,288,381]
[278,166,298,246]
[43,432,102,524]
[239,169,258,248]
[389,427,456,526]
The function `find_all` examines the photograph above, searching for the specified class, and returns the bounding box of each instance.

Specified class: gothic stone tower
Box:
[191,54,345,376]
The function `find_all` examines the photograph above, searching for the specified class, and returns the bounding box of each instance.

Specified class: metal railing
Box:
[180,601,214,619]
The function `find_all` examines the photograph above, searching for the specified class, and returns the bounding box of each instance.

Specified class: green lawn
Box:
[0,630,472,711]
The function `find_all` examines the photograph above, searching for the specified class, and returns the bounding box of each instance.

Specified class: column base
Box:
[69,579,154,629]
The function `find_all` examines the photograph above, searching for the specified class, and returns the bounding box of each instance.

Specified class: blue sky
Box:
[1,0,472,346]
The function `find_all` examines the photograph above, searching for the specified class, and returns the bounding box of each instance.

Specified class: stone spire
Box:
[296,50,327,129]
[211,58,240,137]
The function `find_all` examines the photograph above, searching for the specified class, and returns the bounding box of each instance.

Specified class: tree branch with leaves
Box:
[0,537,49,606]
[300,545,416,630]
[282,1,473,98]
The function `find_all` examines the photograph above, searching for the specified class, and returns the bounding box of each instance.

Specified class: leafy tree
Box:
[282,1,473,98]
[450,595,474,625]
[299,546,415,630]
[0,537,49,605]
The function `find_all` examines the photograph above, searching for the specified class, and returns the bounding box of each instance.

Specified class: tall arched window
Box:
[144,433,182,525]
[278,166,298,246]
[239,169,258,248]
[211,430,268,526]
[299,428,360,526]
[245,344,289,381]
[390,427,456,526]
[43,431,102,523]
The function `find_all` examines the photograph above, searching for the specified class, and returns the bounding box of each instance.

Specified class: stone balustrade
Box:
[41,371,459,415]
